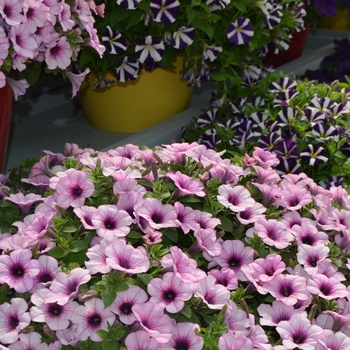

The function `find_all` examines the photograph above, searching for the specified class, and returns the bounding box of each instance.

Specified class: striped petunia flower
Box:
[150,0,180,24]
[116,0,142,10]
[226,17,254,45]
[135,36,165,63]
[115,57,141,82]
[203,44,223,62]
[300,144,328,166]
[171,26,195,49]
[101,26,127,55]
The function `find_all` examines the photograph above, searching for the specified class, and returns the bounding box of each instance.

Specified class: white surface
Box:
[4,29,350,172]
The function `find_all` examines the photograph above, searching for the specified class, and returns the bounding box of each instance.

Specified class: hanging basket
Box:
[79,57,193,133]
[0,82,13,173]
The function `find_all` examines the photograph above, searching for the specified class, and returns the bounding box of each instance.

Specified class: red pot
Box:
[0,82,13,173]
[262,25,311,69]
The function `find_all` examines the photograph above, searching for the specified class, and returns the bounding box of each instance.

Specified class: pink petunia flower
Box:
[135,198,176,230]
[167,171,206,198]
[218,332,254,350]
[4,192,42,216]
[52,169,95,209]
[257,300,307,327]
[30,288,78,330]
[147,272,192,313]
[109,285,148,325]
[45,268,91,305]
[0,249,40,293]
[22,0,49,33]
[296,244,330,275]
[132,302,173,344]
[161,246,206,292]
[91,204,132,238]
[224,300,250,334]
[73,298,116,342]
[208,268,238,290]
[194,275,230,310]
[8,332,44,350]
[276,314,323,349]
[162,322,204,350]
[105,237,150,274]
[10,23,38,58]
[263,274,310,306]
[0,298,31,344]
[173,202,196,234]
[246,218,294,249]
[212,240,254,282]
[217,184,255,212]
[0,0,23,25]
[45,36,73,70]
[124,330,161,350]
[307,274,349,300]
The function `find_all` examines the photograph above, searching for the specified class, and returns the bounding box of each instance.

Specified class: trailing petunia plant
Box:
[1,141,350,349]
[182,72,350,189]
[0,0,105,99]
[79,0,306,96]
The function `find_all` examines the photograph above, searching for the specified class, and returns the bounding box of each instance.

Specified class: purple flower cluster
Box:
[302,38,350,84]
[183,75,350,188]
[0,142,350,348]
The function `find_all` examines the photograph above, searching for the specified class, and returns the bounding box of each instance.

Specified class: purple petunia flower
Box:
[101,26,127,55]
[135,36,165,64]
[226,17,254,45]
[314,0,338,17]
[150,0,180,24]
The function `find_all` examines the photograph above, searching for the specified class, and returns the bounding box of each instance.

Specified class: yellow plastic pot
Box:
[317,10,350,31]
[79,57,193,133]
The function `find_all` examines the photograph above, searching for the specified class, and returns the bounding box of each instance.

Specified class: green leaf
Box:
[217,216,233,233]
[186,7,197,24]
[180,304,192,318]
[138,274,153,286]
[101,290,117,307]
[47,246,66,259]
[127,230,143,239]
[102,342,118,350]
[96,329,109,341]
[63,226,78,233]
[209,71,226,82]
[137,178,154,188]
[70,240,89,253]
[126,10,143,29]
[115,281,129,293]
[232,2,247,12]
[163,228,178,243]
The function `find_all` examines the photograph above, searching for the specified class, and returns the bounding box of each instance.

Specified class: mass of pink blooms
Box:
[0,142,350,349]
